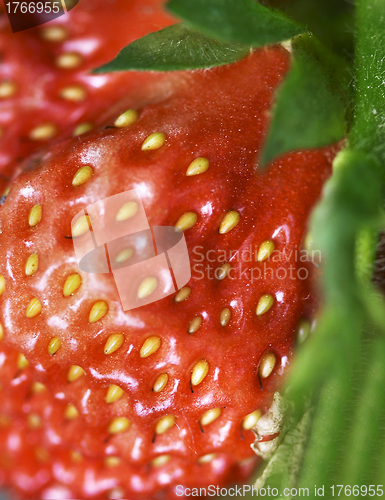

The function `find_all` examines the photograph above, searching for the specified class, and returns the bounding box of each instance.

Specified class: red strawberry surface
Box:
[0,0,176,189]
[0,45,335,499]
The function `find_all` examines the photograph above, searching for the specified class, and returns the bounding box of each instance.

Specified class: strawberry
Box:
[0,43,336,499]
[0,0,176,188]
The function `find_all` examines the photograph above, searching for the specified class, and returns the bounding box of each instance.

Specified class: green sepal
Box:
[93,23,249,73]
[261,34,348,167]
[167,0,304,47]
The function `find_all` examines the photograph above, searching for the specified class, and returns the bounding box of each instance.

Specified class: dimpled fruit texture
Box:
[0,0,176,190]
[0,46,335,499]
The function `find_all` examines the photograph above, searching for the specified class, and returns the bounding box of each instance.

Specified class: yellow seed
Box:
[104,456,121,468]
[0,415,11,428]
[72,166,94,187]
[219,210,240,234]
[0,322,3,342]
[70,450,83,463]
[191,360,209,387]
[115,248,134,263]
[258,352,276,379]
[40,25,68,42]
[141,132,166,151]
[186,157,210,176]
[216,263,231,280]
[152,373,169,393]
[25,253,39,276]
[35,446,49,463]
[65,404,79,420]
[296,317,311,344]
[48,337,61,356]
[114,109,139,128]
[140,336,161,358]
[116,201,138,221]
[257,240,275,262]
[137,276,158,299]
[28,204,42,227]
[242,409,262,430]
[88,300,108,323]
[63,273,82,297]
[188,316,202,334]
[27,413,42,429]
[155,415,175,435]
[198,453,216,464]
[0,275,4,296]
[56,52,83,69]
[29,123,57,141]
[60,85,87,102]
[31,382,46,394]
[67,365,85,383]
[175,212,197,231]
[26,298,42,318]
[0,81,17,98]
[108,417,131,435]
[104,333,125,355]
[151,455,171,467]
[73,122,93,136]
[0,127,3,139]
[174,286,191,302]
[17,353,29,370]
[105,384,124,404]
[200,408,222,426]
[3,186,10,198]
[72,214,91,237]
[220,308,231,327]
[256,294,274,316]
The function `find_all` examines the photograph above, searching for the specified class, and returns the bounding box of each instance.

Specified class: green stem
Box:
[350,0,385,162]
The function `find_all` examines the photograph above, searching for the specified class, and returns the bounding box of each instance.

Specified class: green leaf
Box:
[350,0,385,159]
[93,23,249,73]
[167,0,304,47]
[261,34,347,166]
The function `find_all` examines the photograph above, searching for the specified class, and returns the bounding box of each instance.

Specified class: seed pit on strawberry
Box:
[258,352,277,380]
[219,307,231,326]
[48,336,61,356]
[67,364,84,382]
[139,336,162,359]
[56,52,83,70]
[174,286,191,302]
[141,132,166,151]
[29,123,58,142]
[256,294,275,316]
[28,204,42,227]
[114,109,139,129]
[188,316,202,334]
[106,384,124,404]
[59,84,87,103]
[0,81,17,99]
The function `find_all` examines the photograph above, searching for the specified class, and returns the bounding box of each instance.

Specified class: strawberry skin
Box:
[0,46,335,499]
[0,0,176,187]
